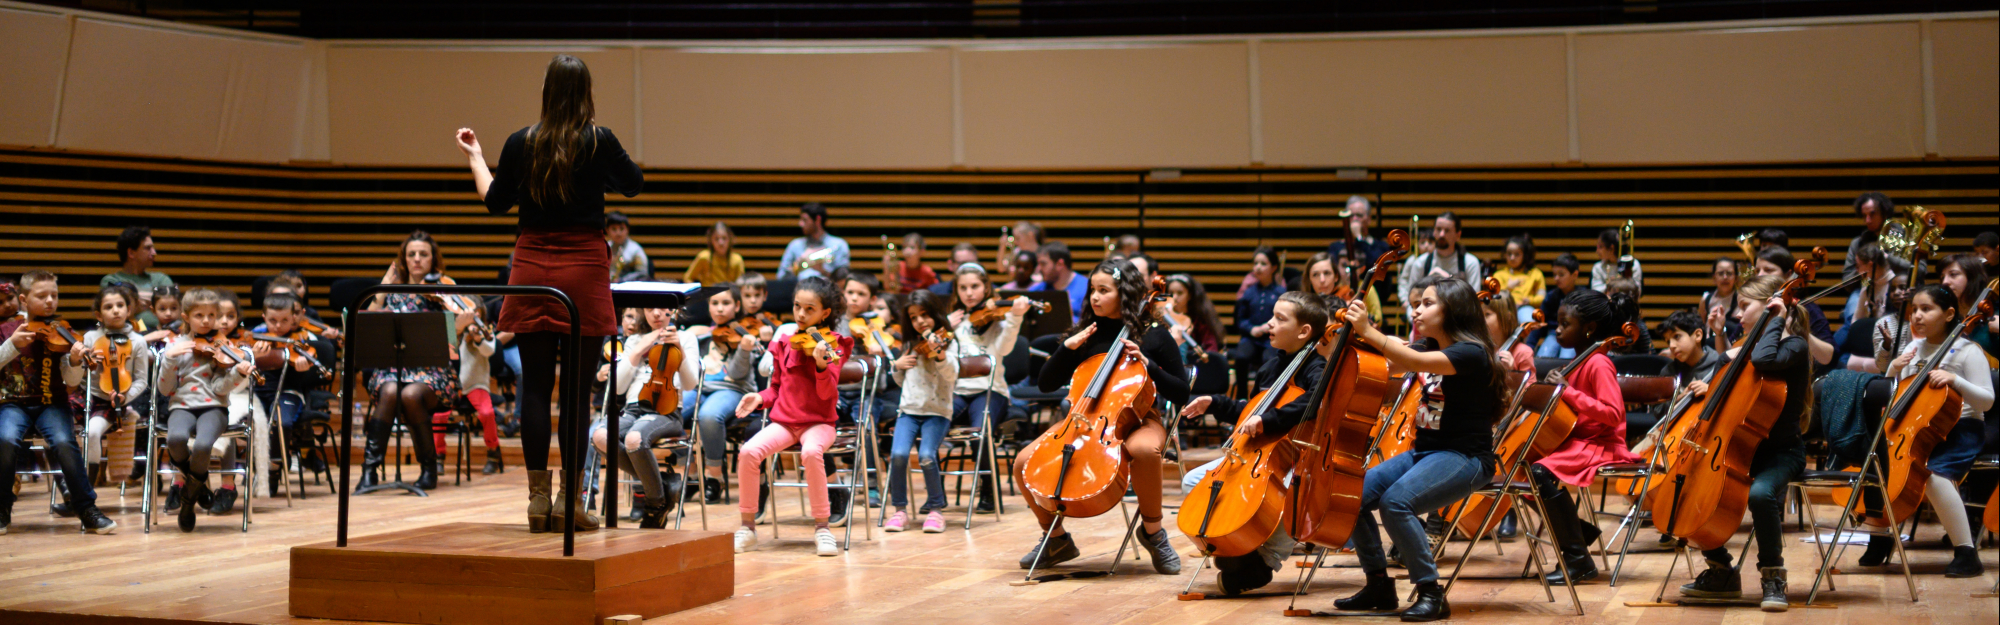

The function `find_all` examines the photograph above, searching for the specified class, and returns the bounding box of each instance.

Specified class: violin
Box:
[1442,321,1638,539]
[1016,274,1169,521]
[1180,347,1313,560]
[849,313,902,358]
[913,327,953,362]
[90,333,136,403]
[787,326,843,362]
[1869,279,1996,524]
[1651,249,1823,551]
[23,316,79,354]
[251,332,334,380]
[638,326,687,416]
[968,298,1050,328]
[190,333,266,385]
[1286,229,1410,548]
[710,317,763,353]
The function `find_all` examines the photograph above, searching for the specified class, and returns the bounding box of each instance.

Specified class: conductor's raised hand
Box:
[455,128,482,160]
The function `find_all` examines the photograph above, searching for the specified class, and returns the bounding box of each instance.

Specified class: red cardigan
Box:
[1535,352,1640,486]
[757,330,852,427]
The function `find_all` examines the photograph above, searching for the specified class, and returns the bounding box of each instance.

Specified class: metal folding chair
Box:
[764,357,877,550]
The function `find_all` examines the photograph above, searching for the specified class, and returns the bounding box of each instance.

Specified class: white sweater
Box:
[950,313,1022,396]
[1887,336,1995,423]
[894,341,959,418]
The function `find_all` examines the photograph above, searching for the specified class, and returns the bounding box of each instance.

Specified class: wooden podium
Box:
[290,523,732,625]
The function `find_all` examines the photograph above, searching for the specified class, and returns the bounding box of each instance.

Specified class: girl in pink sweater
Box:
[733,276,854,556]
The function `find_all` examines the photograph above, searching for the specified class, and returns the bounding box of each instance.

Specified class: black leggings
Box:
[516,331,603,472]
[369,380,440,465]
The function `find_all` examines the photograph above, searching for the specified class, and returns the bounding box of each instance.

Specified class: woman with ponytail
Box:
[1523,288,1642,586]
[454,54,643,532]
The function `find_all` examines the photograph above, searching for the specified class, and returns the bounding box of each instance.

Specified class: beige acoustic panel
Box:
[56,19,305,162]
[960,43,1251,168]
[0,8,69,147]
[1931,19,1998,158]
[328,47,635,166]
[1577,22,1925,164]
[1260,35,1569,166]
[642,48,952,169]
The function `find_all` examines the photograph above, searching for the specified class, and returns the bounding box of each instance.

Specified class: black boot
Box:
[178,479,205,533]
[973,476,997,513]
[358,420,389,489]
[1857,534,1894,566]
[826,487,851,527]
[638,493,673,529]
[1945,545,1985,578]
[1400,581,1449,622]
[163,483,184,513]
[49,477,75,518]
[1495,510,1519,541]
[704,477,723,504]
[1214,555,1273,596]
[482,448,504,475]
[411,419,440,491]
[1545,549,1599,586]
[1019,531,1080,569]
[1335,573,1398,611]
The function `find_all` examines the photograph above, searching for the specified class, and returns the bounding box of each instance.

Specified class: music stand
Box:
[599,282,709,527]
[998,289,1071,339]
[349,311,453,497]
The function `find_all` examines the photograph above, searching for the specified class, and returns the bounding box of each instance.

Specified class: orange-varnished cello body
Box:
[1286,230,1410,548]
[1179,358,1308,557]
[1650,251,1825,550]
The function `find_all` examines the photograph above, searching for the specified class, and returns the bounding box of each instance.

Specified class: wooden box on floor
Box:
[289,522,732,625]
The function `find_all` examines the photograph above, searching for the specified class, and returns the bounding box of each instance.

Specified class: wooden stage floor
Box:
[1,448,1995,625]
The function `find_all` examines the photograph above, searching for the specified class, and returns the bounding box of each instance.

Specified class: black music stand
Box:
[998,289,1070,338]
[599,282,711,528]
[349,311,452,497]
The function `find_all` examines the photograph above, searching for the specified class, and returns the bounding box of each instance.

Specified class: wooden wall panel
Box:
[1260,35,1570,166]
[0,7,68,148]
[1932,18,2000,158]
[1575,22,1926,163]
[55,20,306,162]
[959,44,1252,168]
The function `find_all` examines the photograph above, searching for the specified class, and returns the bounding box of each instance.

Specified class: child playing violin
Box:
[1482,291,1535,376]
[884,291,958,533]
[1525,289,1641,586]
[1176,290,1331,595]
[946,262,1033,513]
[144,285,183,345]
[442,302,502,476]
[687,285,764,504]
[1858,285,1992,578]
[0,271,117,534]
[252,293,336,484]
[598,306,698,528]
[74,284,153,496]
[156,288,259,532]
[1022,258,1188,576]
[733,276,853,557]
[737,272,782,328]
[1679,273,1810,611]
[1327,275,1502,621]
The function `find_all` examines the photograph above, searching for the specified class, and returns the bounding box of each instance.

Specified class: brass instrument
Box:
[1616,219,1637,279]
[791,247,836,274]
[1879,205,1945,269]
[1104,236,1117,254]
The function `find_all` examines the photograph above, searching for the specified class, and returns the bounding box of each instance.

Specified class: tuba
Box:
[1878,204,1945,271]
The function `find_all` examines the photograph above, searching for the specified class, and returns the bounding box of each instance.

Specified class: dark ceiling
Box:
[30,0,1999,39]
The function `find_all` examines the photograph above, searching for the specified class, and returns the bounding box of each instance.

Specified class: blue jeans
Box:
[501,344,523,379]
[1350,449,1491,585]
[0,403,94,508]
[690,389,746,468]
[889,413,949,512]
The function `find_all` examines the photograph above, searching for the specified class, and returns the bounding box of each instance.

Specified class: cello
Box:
[1017,276,1169,524]
[1285,229,1410,549]
[1650,251,1823,551]
[1870,280,1996,523]
[1177,347,1313,567]
[1442,322,1639,539]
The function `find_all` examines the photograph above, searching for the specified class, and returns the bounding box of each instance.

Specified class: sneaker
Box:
[1019,532,1081,569]
[1141,527,1182,574]
[922,510,947,533]
[163,483,183,513]
[1679,559,1742,599]
[1214,556,1273,596]
[815,527,840,556]
[208,487,237,515]
[733,526,758,553]
[826,489,851,527]
[1758,567,1788,612]
[883,510,909,532]
[78,505,117,535]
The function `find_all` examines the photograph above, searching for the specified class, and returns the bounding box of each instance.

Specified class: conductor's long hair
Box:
[527,54,596,208]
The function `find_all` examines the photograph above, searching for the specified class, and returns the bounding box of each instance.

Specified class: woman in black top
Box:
[1020,258,1188,576]
[1328,276,1504,622]
[454,54,642,533]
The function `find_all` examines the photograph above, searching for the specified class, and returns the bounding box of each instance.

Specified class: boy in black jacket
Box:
[1177,290,1334,595]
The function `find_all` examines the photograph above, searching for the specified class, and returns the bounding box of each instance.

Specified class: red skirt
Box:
[499,227,616,337]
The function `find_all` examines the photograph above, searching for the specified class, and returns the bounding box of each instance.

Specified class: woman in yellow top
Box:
[1491,234,1546,323]
[684,221,746,285]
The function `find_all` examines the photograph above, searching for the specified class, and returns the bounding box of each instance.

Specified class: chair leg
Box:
[1525,492,1584,615]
